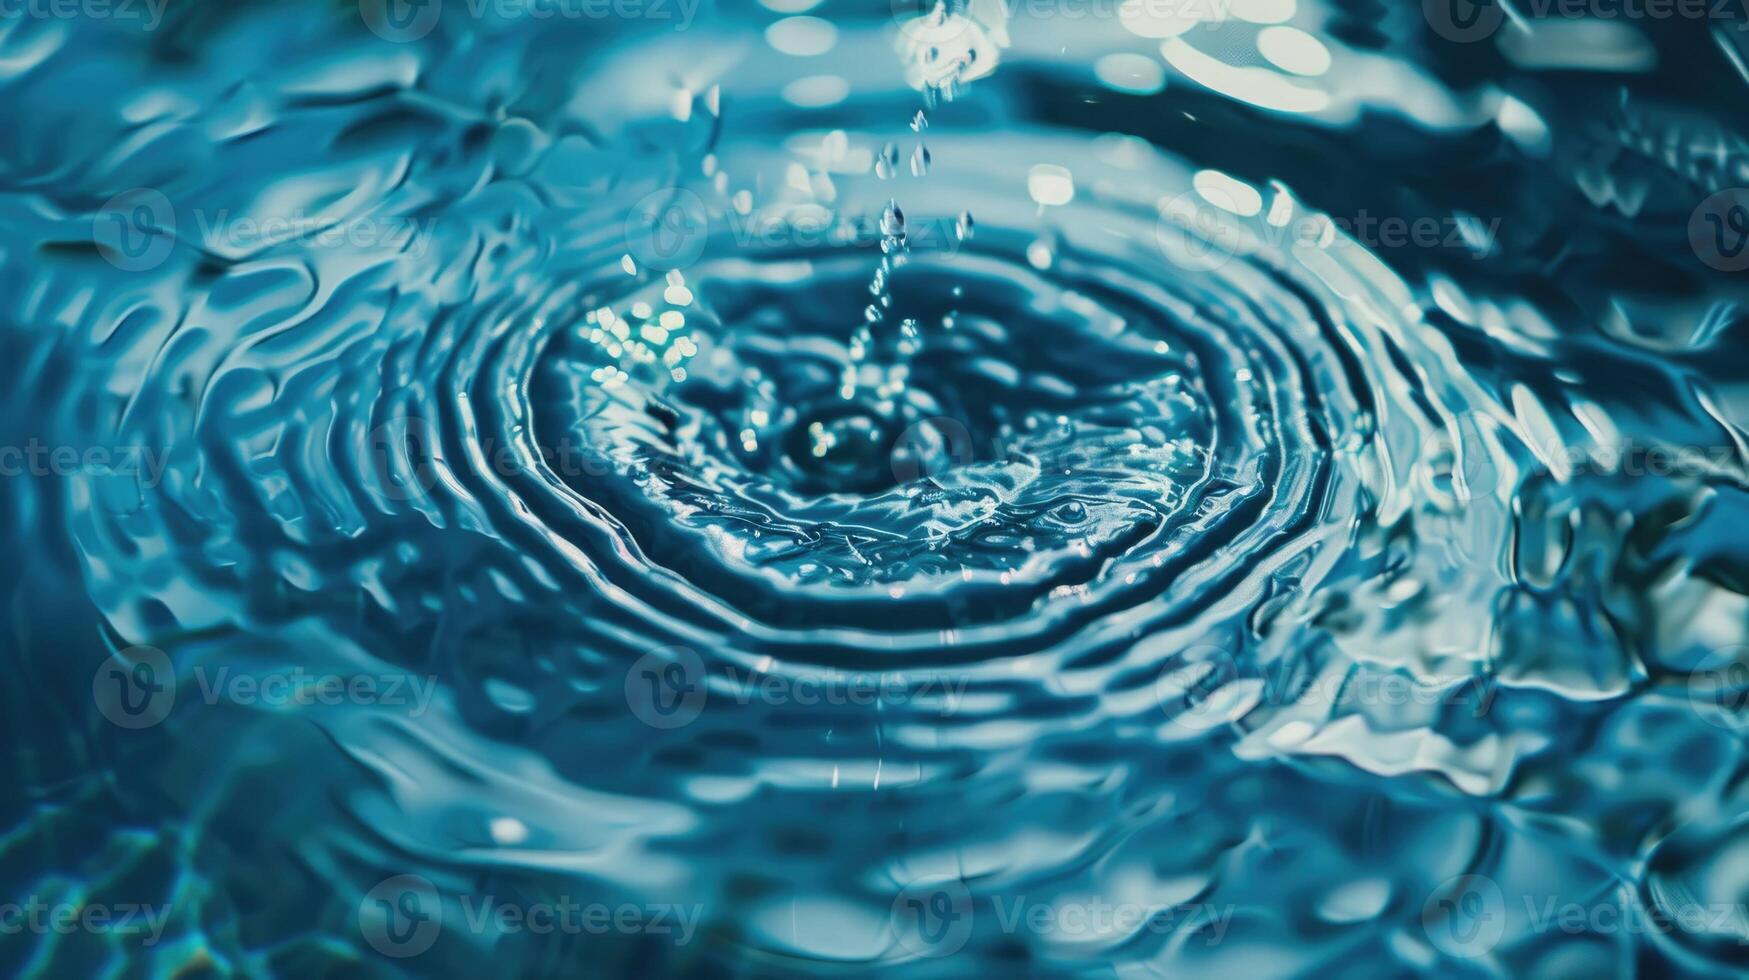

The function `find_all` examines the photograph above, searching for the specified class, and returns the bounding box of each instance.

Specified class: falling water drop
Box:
[876,142,900,180]
[881,201,906,238]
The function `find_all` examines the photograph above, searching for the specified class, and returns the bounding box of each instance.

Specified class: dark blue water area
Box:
[6,1,1749,976]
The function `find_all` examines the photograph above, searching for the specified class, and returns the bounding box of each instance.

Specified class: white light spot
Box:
[1094,53,1166,94]
[766,16,837,57]
[1027,164,1075,206]
[489,817,529,845]
[1265,190,1294,227]
[1497,95,1550,154]
[1193,169,1263,216]
[1230,0,1296,24]
[782,75,850,107]
[1161,39,1331,114]
[1257,26,1331,77]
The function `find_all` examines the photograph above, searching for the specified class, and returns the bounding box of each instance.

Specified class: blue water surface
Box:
[6,1,1749,976]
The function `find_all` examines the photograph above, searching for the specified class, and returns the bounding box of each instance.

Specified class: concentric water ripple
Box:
[9,4,1749,977]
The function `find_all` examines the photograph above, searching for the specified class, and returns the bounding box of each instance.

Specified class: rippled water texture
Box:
[8,1,1749,976]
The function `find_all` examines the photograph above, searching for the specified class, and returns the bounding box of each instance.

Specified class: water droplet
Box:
[881,201,906,237]
[876,142,899,180]
[910,144,931,177]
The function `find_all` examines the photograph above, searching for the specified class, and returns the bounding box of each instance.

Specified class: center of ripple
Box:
[530,251,1234,628]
